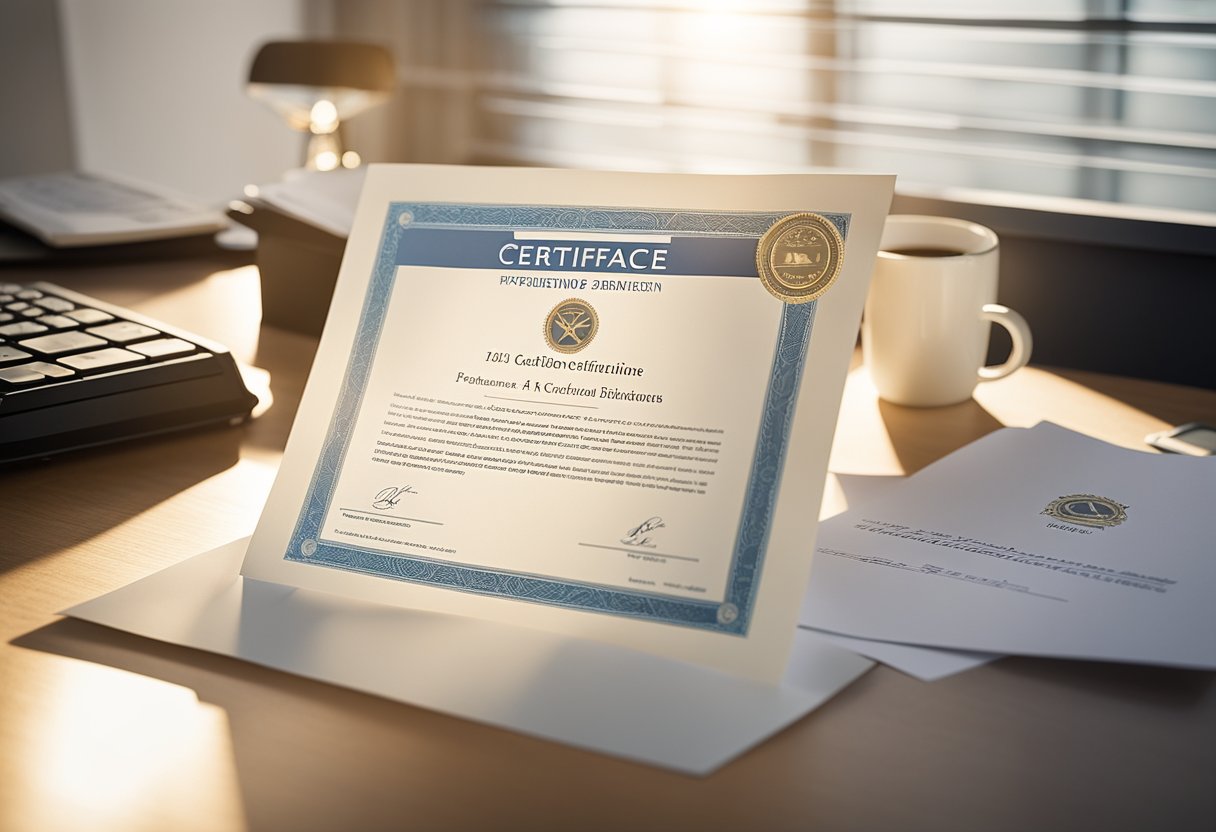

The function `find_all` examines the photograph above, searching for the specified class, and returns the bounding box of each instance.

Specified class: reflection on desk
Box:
[1,255,1213,832]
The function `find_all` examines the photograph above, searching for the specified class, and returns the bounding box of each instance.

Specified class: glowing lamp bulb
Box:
[309,100,339,134]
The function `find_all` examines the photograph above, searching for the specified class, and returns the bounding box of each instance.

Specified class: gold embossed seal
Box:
[1043,494,1129,528]
[755,212,844,304]
[544,298,599,354]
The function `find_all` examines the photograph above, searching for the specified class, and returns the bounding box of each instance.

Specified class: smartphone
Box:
[1145,422,1216,456]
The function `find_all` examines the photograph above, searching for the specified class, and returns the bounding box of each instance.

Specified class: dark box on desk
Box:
[229,202,345,337]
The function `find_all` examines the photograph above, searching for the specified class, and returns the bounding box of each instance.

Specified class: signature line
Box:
[339,507,444,526]
[578,543,700,563]
[484,394,599,410]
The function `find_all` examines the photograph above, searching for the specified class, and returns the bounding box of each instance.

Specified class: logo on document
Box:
[1042,494,1128,528]
[755,212,844,304]
[545,298,599,354]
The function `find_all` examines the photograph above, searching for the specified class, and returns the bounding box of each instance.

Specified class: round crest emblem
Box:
[1043,494,1128,528]
[545,298,599,354]
[755,212,845,304]
[716,603,739,626]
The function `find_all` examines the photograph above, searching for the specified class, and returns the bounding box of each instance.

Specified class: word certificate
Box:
[243,166,892,681]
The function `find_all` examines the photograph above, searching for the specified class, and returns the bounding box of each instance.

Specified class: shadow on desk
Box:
[12,617,701,830]
[990,655,1214,710]
[869,366,1216,476]
[1048,367,1216,427]
[238,328,319,456]
[13,616,1214,831]
[877,398,1005,474]
[0,427,241,573]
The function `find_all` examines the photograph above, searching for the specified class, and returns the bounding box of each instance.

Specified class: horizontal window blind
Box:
[334,0,1215,221]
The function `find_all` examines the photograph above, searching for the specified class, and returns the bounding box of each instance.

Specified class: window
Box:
[338,0,1216,221]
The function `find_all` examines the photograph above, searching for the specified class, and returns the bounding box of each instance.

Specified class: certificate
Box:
[243,165,893,681]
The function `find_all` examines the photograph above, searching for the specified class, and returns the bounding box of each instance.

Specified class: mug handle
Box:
[978,303,1033,382]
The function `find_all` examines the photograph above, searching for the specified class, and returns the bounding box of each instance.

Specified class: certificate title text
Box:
[498,242,668,272]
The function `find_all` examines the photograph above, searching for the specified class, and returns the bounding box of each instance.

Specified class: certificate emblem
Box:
[545,298,599,354]
[755,212,844,304]
[1043,494,1128,528]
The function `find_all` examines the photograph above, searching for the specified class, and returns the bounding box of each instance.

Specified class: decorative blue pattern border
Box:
[285,203,850,635]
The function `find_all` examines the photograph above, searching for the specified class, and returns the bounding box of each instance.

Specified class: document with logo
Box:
[802,422,1216,668]
[242,164,894,682]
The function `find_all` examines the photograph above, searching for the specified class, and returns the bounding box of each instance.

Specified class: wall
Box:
[59,0,325,202]
[0,0,76,178]
[0,0,337,203]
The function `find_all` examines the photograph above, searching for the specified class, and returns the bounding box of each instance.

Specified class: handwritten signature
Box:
[372,485,417,510]
[621,516,665,548]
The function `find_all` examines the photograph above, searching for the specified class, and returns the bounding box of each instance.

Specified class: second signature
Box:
[372,485,418,510]
[621,516,665,548]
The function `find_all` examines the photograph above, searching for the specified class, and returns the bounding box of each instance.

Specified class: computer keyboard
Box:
[0,281,258,464]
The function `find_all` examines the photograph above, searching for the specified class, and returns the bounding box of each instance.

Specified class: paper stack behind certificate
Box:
[803,422,1216,669]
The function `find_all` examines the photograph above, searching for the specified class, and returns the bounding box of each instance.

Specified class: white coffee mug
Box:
[862,215,1032,407]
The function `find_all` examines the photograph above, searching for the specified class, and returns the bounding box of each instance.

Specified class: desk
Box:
[2,257,1213,832]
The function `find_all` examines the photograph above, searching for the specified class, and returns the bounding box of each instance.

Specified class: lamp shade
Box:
[247,40,395,169]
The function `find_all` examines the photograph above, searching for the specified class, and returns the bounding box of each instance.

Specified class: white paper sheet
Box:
[242,164,895,683]
[806,473,1000,681]
[803,423,1216,668]
[65,538,874,775]
[803,627,997,682]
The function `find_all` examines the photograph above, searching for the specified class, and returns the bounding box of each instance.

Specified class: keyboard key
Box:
[19,307,44,318]
[0,361,73,386]
[16,290,43,300]
[18,331,107,355]
[34,296,75,313]
[0,284,20,294]
[0,313,12,323]
[36,315,78,330]
[0,345,33,364]
[87,321,160,343]
[129,337,196,358]
[0,322,48,337]
[25,360,74,378]
[6,302,31,312]
[0,365,46,385]
[59,347,145,372]
[65,308,114,325]
[0,295,13,304]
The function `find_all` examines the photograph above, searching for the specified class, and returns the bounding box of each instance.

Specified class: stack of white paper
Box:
[803,422,1216,669]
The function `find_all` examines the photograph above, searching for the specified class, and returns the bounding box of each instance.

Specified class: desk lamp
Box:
[247,40,395,171]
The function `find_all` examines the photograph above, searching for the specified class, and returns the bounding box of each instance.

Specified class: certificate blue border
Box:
[285,203,850,635]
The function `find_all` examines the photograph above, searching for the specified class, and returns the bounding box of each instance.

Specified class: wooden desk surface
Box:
[1,257,1213,832]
